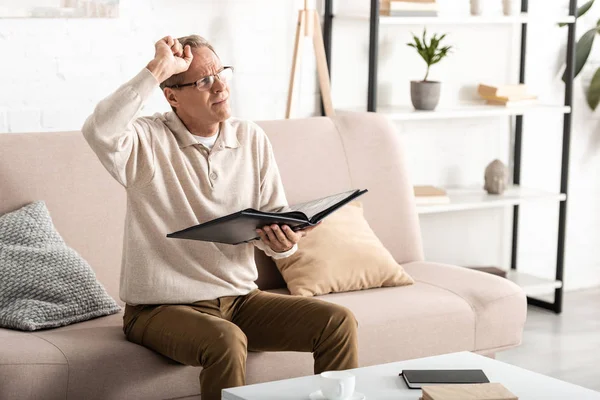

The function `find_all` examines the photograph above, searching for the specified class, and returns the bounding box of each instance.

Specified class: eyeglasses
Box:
[167,66,234,91]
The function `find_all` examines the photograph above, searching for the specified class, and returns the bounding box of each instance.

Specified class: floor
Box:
[496,287,600,392]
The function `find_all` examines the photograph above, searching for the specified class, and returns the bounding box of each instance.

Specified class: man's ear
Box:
[163,87,180,108]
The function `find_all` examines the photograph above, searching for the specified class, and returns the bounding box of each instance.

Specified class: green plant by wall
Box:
[407,28,453,82]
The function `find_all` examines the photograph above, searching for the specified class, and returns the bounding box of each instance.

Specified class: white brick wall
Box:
[7,109,42,133]
[0,108,7,132]
[0,0,320,132]
[0,0,598,291]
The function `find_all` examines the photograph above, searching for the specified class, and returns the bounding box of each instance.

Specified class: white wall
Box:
[0,0,320,131]
[0,0,598,291]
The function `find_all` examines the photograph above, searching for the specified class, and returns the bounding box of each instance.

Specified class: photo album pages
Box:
[167,189,368,245]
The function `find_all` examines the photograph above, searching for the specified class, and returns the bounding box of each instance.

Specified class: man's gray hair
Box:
[160,35,217,90]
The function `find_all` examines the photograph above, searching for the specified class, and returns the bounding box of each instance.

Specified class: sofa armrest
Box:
[402,261,527,352]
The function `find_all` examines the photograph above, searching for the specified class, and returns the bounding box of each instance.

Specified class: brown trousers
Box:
[123,289,359,400]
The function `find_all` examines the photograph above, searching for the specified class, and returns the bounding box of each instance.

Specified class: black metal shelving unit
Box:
[322,0,577,314]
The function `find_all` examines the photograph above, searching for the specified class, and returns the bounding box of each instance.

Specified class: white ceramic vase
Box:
[502,0,521,15]
[470,0,484,15]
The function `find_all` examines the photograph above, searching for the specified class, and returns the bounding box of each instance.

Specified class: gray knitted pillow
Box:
[0,201,121,331]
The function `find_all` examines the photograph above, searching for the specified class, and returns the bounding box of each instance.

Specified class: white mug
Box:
[320,371,355,400]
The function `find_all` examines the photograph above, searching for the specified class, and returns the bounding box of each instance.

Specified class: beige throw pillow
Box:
[274,201,414,296]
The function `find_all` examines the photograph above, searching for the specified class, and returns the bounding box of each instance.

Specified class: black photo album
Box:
[166,188,368,245]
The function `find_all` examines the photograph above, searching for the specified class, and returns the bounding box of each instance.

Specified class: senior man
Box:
[81,34,358,400]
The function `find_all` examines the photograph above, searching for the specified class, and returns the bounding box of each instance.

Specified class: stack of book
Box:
[380,0,438,17]
[414,185,450,205]
[477,83,538,107]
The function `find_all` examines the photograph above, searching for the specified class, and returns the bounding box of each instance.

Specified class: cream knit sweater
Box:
[82,68,296,305]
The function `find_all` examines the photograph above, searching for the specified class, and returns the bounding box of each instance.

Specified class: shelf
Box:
[338,104,571,121]
[416,186,566,215]
[326,0,574,313]
[335,13,576,25]
[505,270,563,297]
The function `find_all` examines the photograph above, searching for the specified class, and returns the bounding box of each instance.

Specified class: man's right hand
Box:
[146,36,193,84]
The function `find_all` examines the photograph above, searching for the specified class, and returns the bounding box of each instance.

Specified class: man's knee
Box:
[325,304,358,333]
[202,325,248,365]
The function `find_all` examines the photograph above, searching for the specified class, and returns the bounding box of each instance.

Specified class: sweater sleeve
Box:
[253,240,298,259]
[81,68,159,188]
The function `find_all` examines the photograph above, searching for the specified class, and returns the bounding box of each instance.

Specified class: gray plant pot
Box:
[410,80,441,111]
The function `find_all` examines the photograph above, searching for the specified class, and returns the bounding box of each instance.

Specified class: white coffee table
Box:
[222,351,600,400]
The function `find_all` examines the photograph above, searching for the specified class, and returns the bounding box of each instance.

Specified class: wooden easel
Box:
[286,0,335,119]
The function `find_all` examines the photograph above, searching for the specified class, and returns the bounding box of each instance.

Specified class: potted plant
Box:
[407,28,453,111]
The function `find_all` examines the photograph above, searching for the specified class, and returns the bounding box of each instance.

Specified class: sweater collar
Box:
[164,111,240,150]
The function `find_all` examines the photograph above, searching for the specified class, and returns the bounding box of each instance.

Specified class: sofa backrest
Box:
[0,112,423,302]
[0,131,127,303]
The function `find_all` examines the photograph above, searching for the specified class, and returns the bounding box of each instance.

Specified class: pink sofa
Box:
[0,112,527,400]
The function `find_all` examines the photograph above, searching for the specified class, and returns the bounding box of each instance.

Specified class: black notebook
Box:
[166,188,368,245]
[399,369,490,389]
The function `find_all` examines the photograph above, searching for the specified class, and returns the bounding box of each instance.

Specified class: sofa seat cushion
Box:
[0,328,69,400]
[36,313,203,400]
[270,262,526,366]
[0,328,67,364]
[0,262,526,399]
[306,282,477,366]
[0,284,479,399]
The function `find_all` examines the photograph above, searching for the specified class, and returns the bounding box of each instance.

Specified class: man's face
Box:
[165,47,232,124]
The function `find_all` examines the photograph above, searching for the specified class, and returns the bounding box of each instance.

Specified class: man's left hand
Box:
[256,224,319,253]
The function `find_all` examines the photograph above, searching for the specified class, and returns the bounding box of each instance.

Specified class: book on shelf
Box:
[388,0,437,2]
[380,0,438,16]
[485,97,538,107]
[389,1,437,7]
[166,189,368,245]
[390,2,438,10]
[478,83,537,107]
[479,94,537,102]
[477,83,528,98]
[384,10,438,16]
[382,0,437,4]
[414,185,450,205]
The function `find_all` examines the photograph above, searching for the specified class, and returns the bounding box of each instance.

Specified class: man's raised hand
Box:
[147,36,193,83]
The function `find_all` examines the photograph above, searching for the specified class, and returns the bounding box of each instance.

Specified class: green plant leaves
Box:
[562,27,596,82]
[407,28,453,80]
[559,0,595,27]
[587,67,600,109]
[431,46,452,65]
[580,0,596,17]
